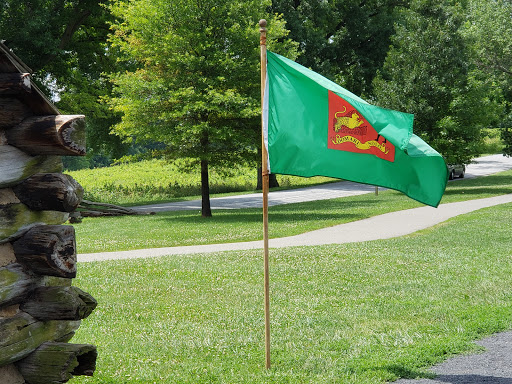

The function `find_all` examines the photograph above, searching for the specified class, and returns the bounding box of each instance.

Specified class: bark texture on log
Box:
[12,226,76,278]
[6,115,86,156]
[0,203,69,245]
[13,174,84,212]
[0,145,63,189]
[0,364,25,384]
[78,199,154,217]
[0,263,36,307]
[21,286,97,321]
[0,41,95,381]
[0,312,80,366]
[0,243,16,267]
[16,342,96,384]
[0,73,31,95]
[0,98,31,128]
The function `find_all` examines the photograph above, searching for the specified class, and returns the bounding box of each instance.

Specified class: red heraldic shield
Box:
[327,91,395,162]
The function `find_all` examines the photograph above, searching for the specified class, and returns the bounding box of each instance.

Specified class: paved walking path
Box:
[79,154,512,383]
[79,193,512,262]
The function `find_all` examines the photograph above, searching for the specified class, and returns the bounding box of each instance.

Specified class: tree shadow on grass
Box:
[158,198,382,225]
[374,364,435,381]
[432,375,512,384]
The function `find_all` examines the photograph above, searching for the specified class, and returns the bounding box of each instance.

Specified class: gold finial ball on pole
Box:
[259,19,267,46]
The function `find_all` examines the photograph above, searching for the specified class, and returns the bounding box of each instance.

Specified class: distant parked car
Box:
[447,164,465,180]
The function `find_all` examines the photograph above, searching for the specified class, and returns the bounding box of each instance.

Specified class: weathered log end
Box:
[6,115,86,156]
[13,173,84,212]
[21,286,97,321]
[12,225,77,278]
[16,342,97,384]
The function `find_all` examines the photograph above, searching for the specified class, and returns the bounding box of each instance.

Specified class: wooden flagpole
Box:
[259,18,271,370]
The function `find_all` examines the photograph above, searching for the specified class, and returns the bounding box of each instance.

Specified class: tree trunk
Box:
[0,263,37,307]
[0,98,31,128]
[256,167,280,190]
[0,202,69,244]
[0,73,31,95]
[201,159,212,218]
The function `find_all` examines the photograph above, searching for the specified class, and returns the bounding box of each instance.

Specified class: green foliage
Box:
[107,0,297,165]
[67,159,332,205]
[463,0,512,156]
[0,0,128,162]
[373,0,502,164]
[271,0,408,97]
[72,203,512,383]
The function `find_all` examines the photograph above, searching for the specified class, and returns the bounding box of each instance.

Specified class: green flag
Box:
[263,51,447,207]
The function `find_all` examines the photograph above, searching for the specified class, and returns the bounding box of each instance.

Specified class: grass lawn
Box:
[71,203,512,383]
[72,170,512,253]
[67,159,335,206]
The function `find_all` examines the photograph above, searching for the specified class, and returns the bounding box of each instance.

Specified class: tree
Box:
[107,0,297,217]
[463,0,512,156]
[271,0,409,97]
[373,0,501,164]
[0,0,128,166]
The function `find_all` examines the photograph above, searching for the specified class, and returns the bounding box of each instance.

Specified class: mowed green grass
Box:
[71,203,512,383]
[67,159,334,205]
[73,170,512,253]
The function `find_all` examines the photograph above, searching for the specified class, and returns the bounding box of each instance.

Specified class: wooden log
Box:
[0,242,16,267]
[0,311,80,366]
[0,98,31,128]
[0,263,37,307]
[5,115,86,156]
[16,342,96,383]
[0,203,69,244]
[0,73,31,95]
[79,199,154,217]
[12,225,76,278]
[0,145,63,188]
[21,286,96,321]
[13,174,84,212]
[0,364,25,384]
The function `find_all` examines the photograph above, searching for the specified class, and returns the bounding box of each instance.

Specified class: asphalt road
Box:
[133,154,512,213]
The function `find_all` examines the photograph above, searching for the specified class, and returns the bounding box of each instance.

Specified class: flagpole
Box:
[259,18,271,370]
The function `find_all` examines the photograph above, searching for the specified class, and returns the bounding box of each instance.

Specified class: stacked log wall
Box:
[0,41,96,383]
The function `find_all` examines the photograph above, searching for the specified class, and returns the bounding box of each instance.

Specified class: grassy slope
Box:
[71,203,512,383]
[67,159,334,205]
[73,170,512,253]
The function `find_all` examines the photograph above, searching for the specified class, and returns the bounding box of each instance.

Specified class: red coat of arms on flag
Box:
[327,91,395,162]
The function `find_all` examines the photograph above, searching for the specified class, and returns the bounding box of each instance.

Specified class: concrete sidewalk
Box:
[79,193,512,262]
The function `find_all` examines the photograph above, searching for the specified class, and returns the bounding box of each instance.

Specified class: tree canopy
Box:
[271,0,408,97]
[373,0,502,164]
[107,0,297,216]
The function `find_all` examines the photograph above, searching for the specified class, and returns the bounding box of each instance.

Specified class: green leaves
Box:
[373,0,502,164]
[107,0,296,168]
